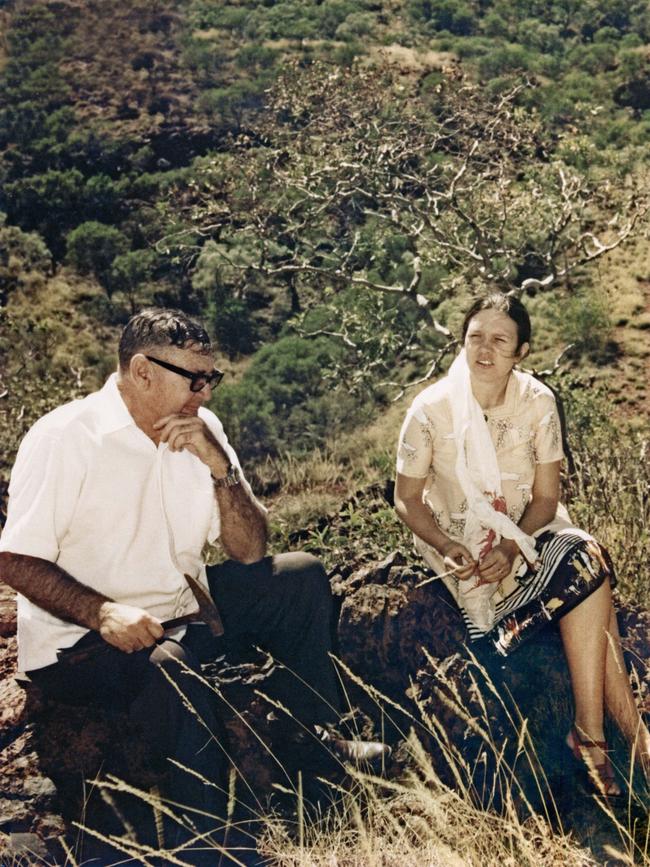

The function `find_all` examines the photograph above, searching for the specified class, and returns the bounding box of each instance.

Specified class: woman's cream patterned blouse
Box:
[396,368,564,575]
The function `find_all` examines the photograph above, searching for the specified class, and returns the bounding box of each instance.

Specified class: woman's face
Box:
[464,309,529,384]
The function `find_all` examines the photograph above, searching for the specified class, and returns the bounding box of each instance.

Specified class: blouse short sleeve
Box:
[396,401,435,478]
[533,392,564,465]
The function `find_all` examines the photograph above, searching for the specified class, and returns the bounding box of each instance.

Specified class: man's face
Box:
[144,344,218,419]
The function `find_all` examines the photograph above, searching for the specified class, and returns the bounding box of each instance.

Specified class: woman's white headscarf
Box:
[445,349,538,629]
[448,349,538,562]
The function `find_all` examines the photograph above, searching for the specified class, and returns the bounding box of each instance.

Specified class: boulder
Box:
[335,549,649,791]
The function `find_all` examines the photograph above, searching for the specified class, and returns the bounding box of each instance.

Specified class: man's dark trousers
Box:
[27,552,341,844]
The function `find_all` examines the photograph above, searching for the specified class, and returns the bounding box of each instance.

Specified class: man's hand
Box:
[153,414,267,563]
[153,414,229,475]
[440,540,477,581]
[98,601,164,653]
[477,540,518,583]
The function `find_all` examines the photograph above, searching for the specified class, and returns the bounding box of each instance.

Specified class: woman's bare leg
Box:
[558,579,621,793]
[603,606,650,780]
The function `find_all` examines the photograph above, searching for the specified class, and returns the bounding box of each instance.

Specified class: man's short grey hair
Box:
[118,308,212,370]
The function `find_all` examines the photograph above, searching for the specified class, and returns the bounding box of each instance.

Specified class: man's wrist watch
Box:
[211,464,241,488]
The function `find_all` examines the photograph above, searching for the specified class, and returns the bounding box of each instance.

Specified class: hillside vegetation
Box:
[1,0,648,529]
[1,0,648,556]
[0,2,649,861]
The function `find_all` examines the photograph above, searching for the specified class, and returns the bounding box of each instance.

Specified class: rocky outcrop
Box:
[1,547,648,863]
[334,551,650,794]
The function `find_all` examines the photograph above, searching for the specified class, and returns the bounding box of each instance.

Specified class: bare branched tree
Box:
[162,61,647,388]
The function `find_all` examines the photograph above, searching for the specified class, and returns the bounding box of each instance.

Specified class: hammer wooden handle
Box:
[55,612,208,666]
[55,574,224,666]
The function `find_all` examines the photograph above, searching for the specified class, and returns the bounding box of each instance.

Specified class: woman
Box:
[394,292,650,797]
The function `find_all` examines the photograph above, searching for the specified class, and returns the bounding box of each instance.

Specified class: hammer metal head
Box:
[184,572,225,637]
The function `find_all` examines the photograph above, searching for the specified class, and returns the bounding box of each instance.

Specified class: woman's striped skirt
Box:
[455,528,617,657]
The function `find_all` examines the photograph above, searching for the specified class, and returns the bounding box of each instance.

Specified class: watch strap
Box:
[211,464,241,488]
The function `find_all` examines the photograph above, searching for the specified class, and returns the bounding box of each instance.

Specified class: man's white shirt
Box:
[0,374,261,671]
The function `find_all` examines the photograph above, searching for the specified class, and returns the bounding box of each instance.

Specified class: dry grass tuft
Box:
[28,649,646,867]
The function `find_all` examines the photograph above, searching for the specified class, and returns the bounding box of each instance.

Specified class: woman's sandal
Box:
[566,726,622,798]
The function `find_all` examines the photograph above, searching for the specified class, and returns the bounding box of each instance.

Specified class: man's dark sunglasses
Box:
[145,355,224,393]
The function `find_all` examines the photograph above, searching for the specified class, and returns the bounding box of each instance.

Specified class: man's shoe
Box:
[317,729,391,765]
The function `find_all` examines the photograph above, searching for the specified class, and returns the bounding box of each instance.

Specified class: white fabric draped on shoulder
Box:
[447,349,538,565]
[444,350,540,631]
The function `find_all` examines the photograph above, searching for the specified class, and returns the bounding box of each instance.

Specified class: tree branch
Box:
[385,338,459,402]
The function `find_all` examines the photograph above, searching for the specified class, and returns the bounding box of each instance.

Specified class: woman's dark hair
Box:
[461,292,531,350]
[118,308,212,370]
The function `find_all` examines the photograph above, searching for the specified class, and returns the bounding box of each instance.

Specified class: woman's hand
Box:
[440,540,477,581]
[477,540,518,583]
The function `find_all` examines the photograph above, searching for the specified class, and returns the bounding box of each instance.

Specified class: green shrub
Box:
[188,3,250,32]
[419,70,445,91]
[477,43,534,78]
[212,335,360,461]
[318,0,366,39]
[332,41,364,67]
[0,310,90,520]
[63,128,132,176]
[335,12,377,40]
[569,42,617,74]
[65,221,129,291]
[618,49,646,79]
[558,382,650,606]
[482,12,510,39]
[0,100,49,149]
[213,296,259,359]
[593,25,621,42]
[235,44,278,71]
[3,169,86,253]
[592,116,636,147]
[198,79,267,129]
[453,36,501,59]
[182,40,227,84]
[0,215,51,303]
[620,32,643,48]
[83,174,122,222]
[0,6,72,161]
[536,72,609,124]
[516,19,563,55]
[210,380,277,460]
[533,52,565,77]
[549,288,613,361]
[246,3,321,40]
[107,248,157,306]
[409,0,476,35]
[128,168,190,199]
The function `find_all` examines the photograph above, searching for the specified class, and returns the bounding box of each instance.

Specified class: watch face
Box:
[213,465,241,488]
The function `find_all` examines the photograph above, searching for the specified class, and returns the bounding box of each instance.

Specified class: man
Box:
[0,308,385,865]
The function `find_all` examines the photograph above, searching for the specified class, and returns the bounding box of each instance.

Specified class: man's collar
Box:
[95,373,140,435]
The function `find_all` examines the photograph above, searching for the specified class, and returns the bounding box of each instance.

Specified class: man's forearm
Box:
[214,484,268,563]
[0,551,110,630]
